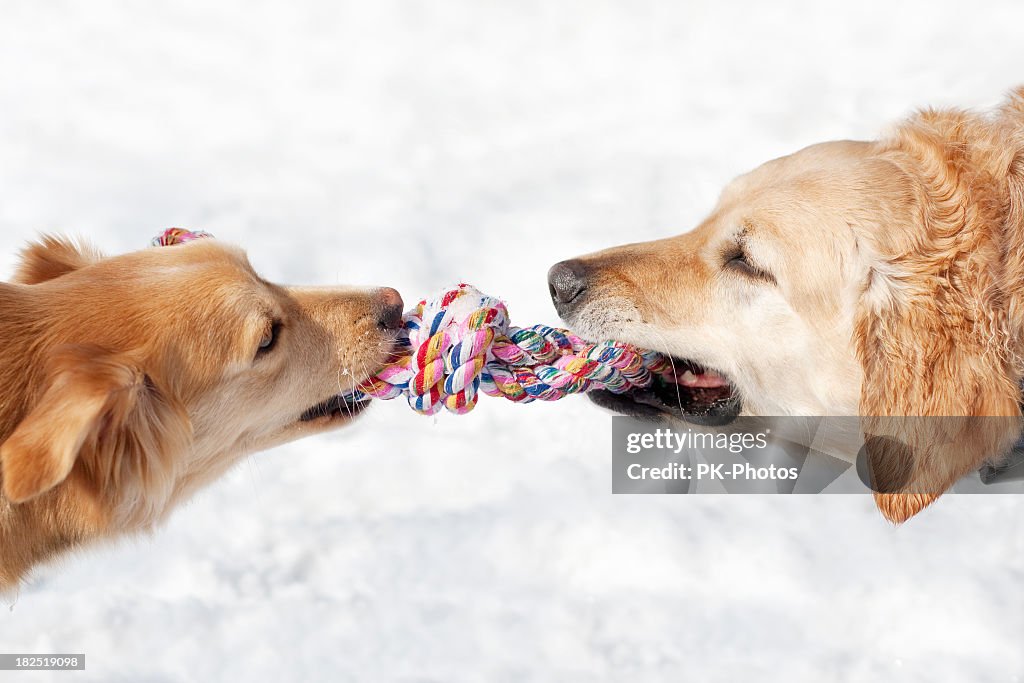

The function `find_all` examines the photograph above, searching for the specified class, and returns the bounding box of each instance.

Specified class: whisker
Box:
[337,362,353,418]
[647,327,686,417]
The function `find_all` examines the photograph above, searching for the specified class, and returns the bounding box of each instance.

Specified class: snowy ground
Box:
[1,1,1023,681]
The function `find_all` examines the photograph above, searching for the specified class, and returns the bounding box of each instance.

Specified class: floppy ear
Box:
[854,228,1020,523]
[13,235,103,285]
[0,346,190,505]
[850,110,1024,522]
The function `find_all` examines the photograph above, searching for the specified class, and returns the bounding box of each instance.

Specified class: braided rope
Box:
[149,229,675,416]
[348,283,674,416]
[151,227,214,246]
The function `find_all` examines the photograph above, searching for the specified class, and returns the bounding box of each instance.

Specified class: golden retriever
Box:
[548,87,1024,522]
[0,235,402,588]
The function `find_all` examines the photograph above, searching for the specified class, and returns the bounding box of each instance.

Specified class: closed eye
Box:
[723,246,776,284]
[256,319,283,358]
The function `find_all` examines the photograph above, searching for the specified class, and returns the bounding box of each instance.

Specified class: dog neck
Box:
[890,100,1024,380]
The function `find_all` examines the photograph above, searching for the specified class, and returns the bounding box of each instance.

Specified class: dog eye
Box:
[257,321,282,356]
[726,249,754,273]
[724,248,775,284]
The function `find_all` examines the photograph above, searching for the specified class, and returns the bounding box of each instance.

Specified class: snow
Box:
[1,1,1023,681]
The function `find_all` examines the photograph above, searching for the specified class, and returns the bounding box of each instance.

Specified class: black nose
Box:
[547,259,590,308]
[375,287,404,331]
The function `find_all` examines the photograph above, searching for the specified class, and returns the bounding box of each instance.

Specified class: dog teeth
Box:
[681,370,698,384]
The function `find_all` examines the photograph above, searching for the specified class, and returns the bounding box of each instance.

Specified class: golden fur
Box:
[553,88,1024,522]
[0,236,399,588]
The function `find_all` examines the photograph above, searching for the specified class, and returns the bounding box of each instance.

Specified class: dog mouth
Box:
[298,336,405,424]
[299,394,372,423]
[589,356,741,424]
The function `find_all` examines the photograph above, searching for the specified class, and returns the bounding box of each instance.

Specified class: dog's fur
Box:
[0,236,399,588]
[551,87,1024,522]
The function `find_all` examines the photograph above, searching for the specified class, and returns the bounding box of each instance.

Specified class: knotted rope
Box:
[151,227,213,246]
[152,228,676,416]
[347,283,674,415]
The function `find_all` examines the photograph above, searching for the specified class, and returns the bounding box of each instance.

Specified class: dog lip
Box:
[588,353,740,421]
[591,382,741,423]
[299,394,371,422]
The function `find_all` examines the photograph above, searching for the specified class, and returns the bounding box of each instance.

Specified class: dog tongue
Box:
[678,369,729,388]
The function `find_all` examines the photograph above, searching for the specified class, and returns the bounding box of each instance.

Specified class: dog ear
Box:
[13,235,103,285]
[850,116,1024,522]
[855,295,1021,522]
[0,346,190,505]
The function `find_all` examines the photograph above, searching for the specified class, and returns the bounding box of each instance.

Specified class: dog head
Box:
[549,140,889,418]
[549,92,1024,521]
[0,235,401,529]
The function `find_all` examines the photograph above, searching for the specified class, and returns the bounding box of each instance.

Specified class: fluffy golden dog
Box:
[0,235,402,588]
[549,88,1024,522]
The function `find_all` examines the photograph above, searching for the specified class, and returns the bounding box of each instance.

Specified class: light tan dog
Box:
[0,235,402,588]
[549,87,1024,522]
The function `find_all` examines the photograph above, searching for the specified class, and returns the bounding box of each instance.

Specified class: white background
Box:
[1,1,1022,681]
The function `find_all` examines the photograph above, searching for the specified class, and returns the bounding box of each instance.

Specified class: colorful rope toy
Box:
[347,283,675,416]
[151,227,214,246]
[151,228,676,416]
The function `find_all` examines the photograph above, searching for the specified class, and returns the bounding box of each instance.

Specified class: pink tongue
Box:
[678,369,729,388]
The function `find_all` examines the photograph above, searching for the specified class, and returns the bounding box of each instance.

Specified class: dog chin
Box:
[298,394,372,425]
